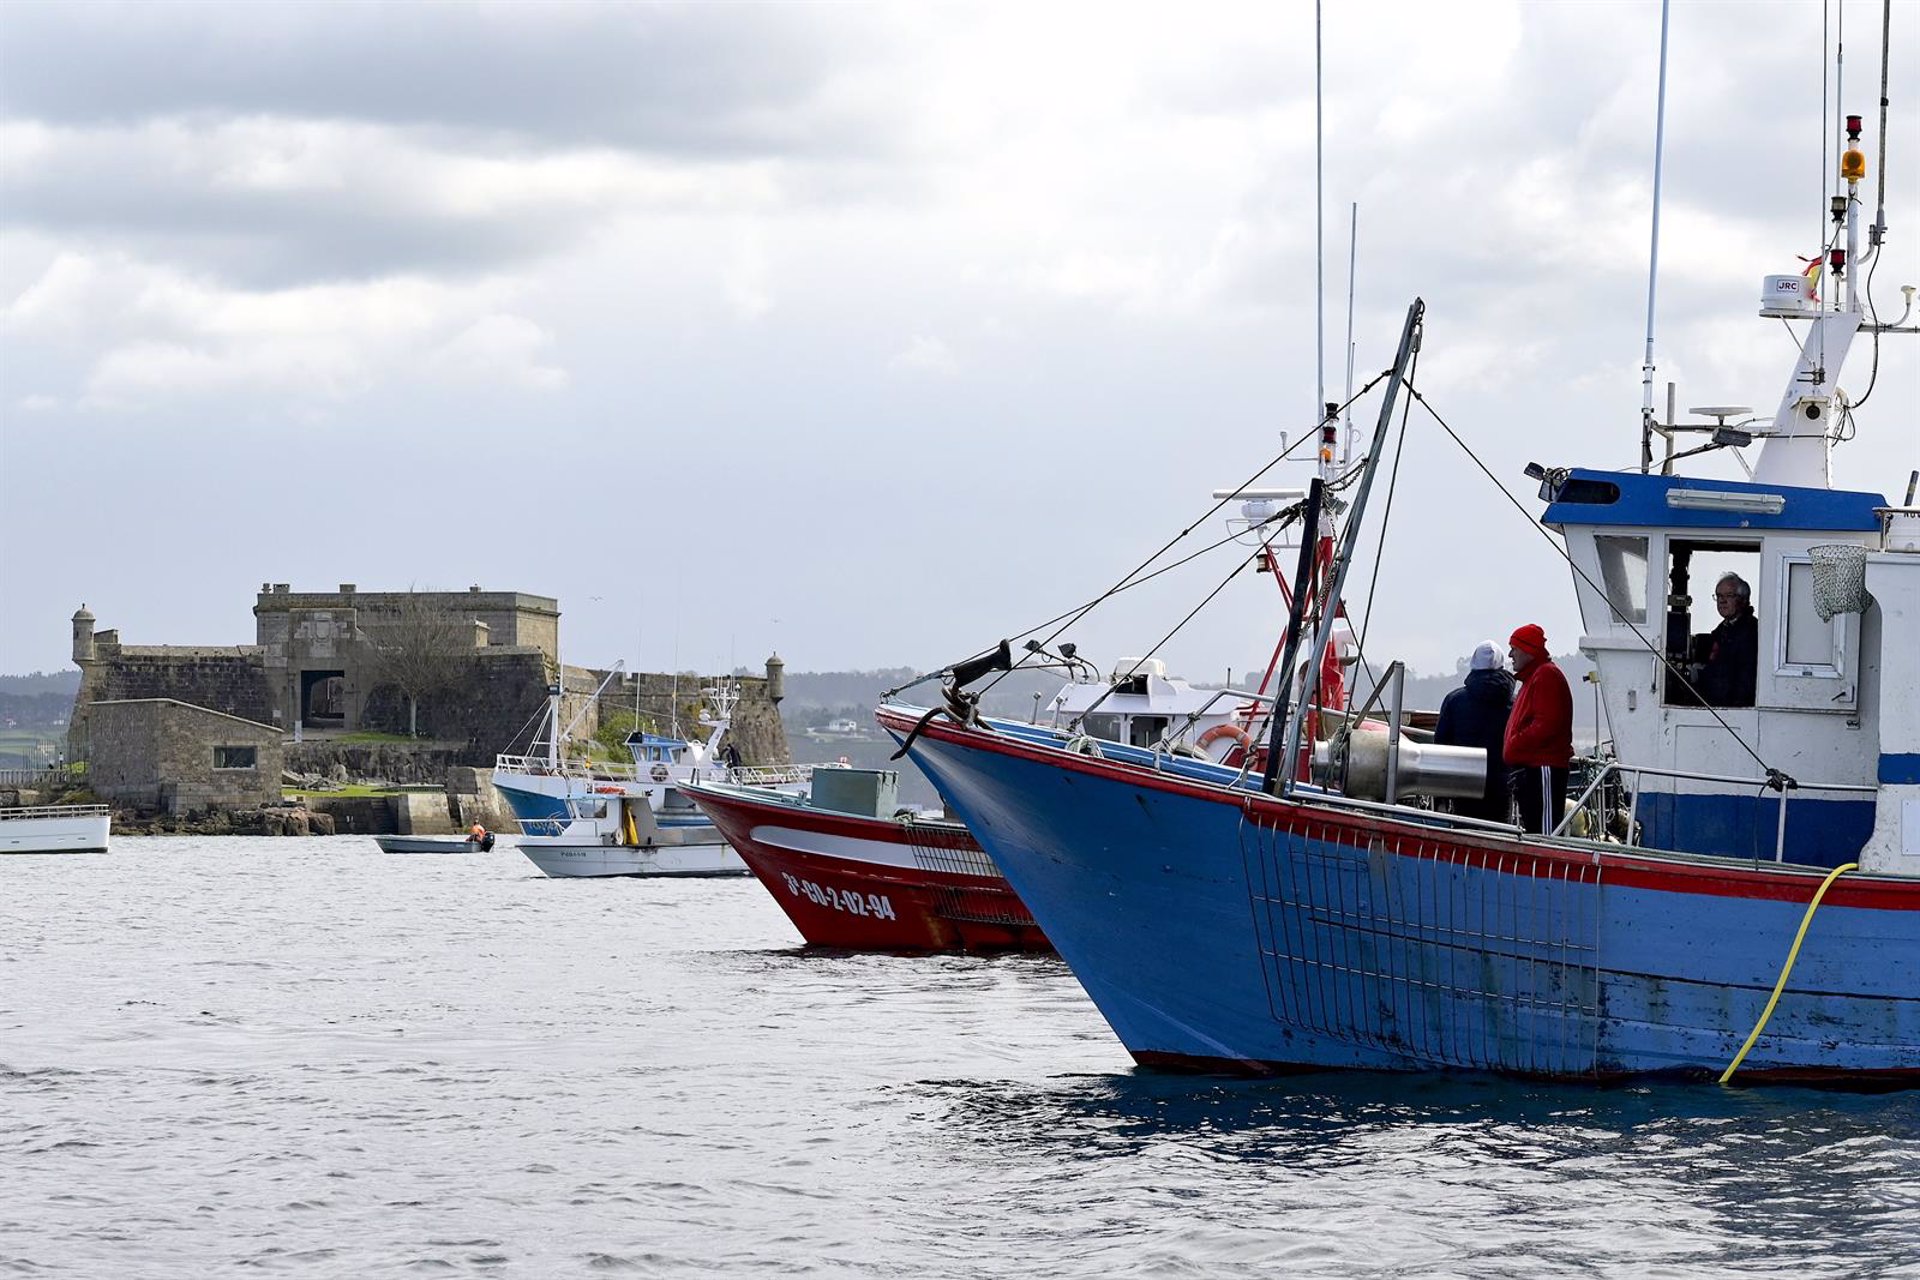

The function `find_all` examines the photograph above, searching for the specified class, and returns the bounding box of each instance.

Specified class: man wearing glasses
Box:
[1696,572,1758,708]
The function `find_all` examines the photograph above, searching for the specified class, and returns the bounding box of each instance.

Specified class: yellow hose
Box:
[1719,861,1858,1085]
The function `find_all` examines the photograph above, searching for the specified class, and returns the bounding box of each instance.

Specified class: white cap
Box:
[1470,641,1504,671]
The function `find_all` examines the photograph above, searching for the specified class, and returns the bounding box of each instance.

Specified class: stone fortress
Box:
[64,584,790,830]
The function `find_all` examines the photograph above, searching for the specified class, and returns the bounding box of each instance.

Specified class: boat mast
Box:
[1276,298,1424,796]
[1751,14,1868,489]
[1639,0,1672,471]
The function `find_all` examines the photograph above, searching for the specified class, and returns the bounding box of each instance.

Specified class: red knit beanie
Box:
[1509,623,1549,659]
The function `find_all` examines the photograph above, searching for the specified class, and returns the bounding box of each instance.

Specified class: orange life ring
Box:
[1196,723,1253,757]
[594,785,622,795]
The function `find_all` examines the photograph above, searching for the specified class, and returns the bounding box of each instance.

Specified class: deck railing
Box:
[0,803,110,821]
[1553,760,1877,862]
[494,754,813,789]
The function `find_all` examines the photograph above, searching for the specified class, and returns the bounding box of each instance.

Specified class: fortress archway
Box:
[299,670,346,728]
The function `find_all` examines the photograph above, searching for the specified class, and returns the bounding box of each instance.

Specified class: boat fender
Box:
[1169,743,1208,760]
[1196,723,1253,761]
[621,807,641,847]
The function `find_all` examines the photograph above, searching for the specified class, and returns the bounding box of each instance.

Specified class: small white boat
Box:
[804,717,873,742]
[0,803,111,855]
[375,833,497,854]
[515,793,747,878]
[493,677,811,838]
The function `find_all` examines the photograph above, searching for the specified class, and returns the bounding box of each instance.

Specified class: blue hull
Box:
[887,711,1920,1082]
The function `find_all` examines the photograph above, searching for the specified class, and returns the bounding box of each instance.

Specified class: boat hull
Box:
[0,806,111,855]
[375,835,495,854]
[882,708,1920,1083]
[686,783,1049,951]
[516,837,747,878]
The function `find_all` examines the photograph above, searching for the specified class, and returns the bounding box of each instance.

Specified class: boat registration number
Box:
[781,872,896,920]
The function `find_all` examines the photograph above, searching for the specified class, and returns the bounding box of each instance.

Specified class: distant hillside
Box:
[0,670,80,696]
[0,670,79,730]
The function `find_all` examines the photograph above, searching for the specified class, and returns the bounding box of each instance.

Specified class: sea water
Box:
[4,837,1917,1277]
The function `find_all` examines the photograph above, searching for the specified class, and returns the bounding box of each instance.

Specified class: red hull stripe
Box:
[878,707,1920,912]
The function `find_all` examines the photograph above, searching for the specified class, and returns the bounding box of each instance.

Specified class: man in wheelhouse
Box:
[1695,571,1758,708]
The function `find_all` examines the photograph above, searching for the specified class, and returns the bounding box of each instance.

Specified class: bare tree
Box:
[363,594,472,738]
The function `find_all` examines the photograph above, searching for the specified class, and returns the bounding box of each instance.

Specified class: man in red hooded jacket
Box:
[1503,623,1573,834]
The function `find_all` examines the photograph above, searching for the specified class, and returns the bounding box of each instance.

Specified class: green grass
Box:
[283,784,400,799]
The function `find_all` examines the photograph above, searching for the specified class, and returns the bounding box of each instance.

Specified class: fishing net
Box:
[1808,543,1870,621]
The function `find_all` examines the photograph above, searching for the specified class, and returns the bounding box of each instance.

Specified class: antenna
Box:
[1342,201,1358,464]
[1639,0,1673,463]
[1314,0,1325,427]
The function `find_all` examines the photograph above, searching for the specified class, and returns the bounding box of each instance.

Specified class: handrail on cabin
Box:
[1553,759,1876,861]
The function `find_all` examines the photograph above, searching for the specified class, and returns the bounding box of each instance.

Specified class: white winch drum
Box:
[1332,730,1487,802]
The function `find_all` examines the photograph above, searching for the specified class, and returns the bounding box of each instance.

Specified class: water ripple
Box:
[3,836,1917,1277]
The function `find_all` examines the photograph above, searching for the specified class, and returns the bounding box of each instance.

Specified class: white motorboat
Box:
[515,792,747,878]
[0,803,111,855]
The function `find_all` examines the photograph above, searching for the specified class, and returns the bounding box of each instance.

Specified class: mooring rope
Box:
[1719,861,1858,1084]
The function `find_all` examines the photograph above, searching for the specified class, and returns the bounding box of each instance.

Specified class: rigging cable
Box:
[949,367,1397,703]
[1406,386,1781,783]
[1065,543,1271,732]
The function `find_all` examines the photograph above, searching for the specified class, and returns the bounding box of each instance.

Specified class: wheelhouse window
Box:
[1082,712,1122,742]
[213,745,257,770]
[1779,558,1844,675]
[1661,539,1759,707]
[1594,535,1648,626]
[1129,716,1170,748]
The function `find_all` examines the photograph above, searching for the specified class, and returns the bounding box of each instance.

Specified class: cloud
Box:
[0,2,897,157]
[4,250,566,411]
[425,314,568,391]
[0,117,788,286]
[889,335,959,377]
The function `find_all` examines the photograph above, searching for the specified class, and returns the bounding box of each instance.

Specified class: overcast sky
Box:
[2,0,1915,683]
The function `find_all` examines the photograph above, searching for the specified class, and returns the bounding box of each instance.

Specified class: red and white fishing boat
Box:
[683,768,1049,952]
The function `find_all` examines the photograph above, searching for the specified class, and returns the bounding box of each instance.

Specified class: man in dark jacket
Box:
[1504,623,1573,835]
[1697,572,1758,707]
[1434,640,1513,823]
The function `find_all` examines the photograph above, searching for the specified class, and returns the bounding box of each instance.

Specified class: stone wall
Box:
[357,648,552,765]
[85,699,284,814]
[285,742,468,786]
[70,645,275,759]
[254,586,560,660]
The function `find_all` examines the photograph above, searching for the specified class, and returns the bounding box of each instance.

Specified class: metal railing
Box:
[1552,760,1877,862]
[494,754,812,789]
[0,803,110,820]
[0,767,73,788]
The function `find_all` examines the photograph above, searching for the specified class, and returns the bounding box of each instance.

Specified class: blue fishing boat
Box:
[879,102,1920,1082]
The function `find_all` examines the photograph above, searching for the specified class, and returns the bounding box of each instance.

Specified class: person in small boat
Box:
[468,822,494,851]
[1433,640,1514,823]
[1503,623,1572,835]
[1695,572,1758,708]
